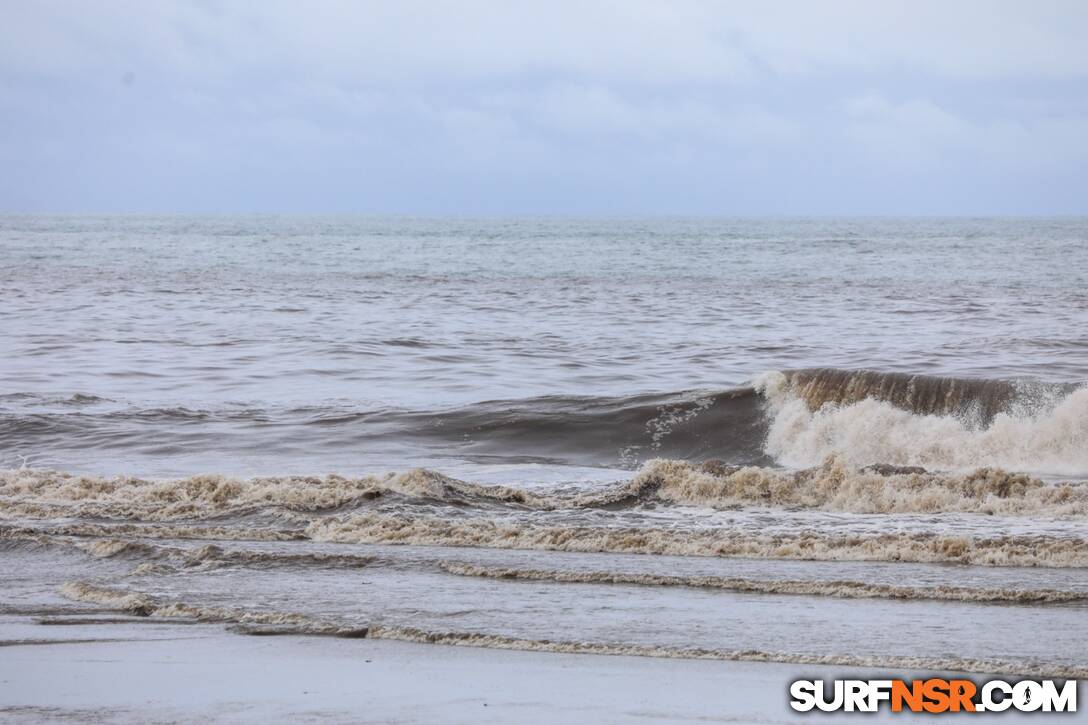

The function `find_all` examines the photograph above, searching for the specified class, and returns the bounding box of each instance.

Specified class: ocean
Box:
[2,215,1087,678]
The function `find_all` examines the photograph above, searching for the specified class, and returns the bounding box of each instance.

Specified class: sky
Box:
[2,1,1087,215]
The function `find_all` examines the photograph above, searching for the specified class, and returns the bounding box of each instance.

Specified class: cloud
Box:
[5,1,1087,84]
[842,94,971,167]
[840,92,1088,171]
[1,1,1087,212]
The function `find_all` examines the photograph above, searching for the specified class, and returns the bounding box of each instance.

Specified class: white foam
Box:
[755,371,1088,475]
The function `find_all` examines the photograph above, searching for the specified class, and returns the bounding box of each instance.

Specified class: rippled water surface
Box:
[2,215,1086,474]
[2,215,1087,680]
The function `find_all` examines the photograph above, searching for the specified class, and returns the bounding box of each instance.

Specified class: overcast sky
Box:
[2,1,1087,214]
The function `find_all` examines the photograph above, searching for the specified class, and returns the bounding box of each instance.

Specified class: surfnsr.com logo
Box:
[789,678,1077,713]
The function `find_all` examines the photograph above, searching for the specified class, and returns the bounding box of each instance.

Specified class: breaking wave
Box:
[4,367,1087,578]
[3,368,1085,474]
[0,467,545,521]
[5,368,1085,475]
[759,369,1088,475]
[603,458,1087,516]
[3,456,1086,521]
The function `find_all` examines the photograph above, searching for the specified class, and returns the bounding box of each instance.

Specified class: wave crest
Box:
[757,370,1088,474]
[0,467,544,521]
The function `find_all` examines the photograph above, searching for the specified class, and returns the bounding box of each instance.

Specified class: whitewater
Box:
[2,215,1086,681]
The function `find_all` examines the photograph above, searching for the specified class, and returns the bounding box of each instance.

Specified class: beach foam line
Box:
[364,624,1088,680]
[308,513,1088,567]
[59,581,317,626]
[1,521,303,543]
[53,580,1088,680]
[438,561,1088,604]
[76,539,376,570]
[9,514,1087,568]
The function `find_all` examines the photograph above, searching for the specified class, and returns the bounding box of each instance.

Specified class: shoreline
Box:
[0,617,1042,723]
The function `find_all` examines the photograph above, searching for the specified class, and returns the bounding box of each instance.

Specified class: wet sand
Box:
[0,617,1035,723]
